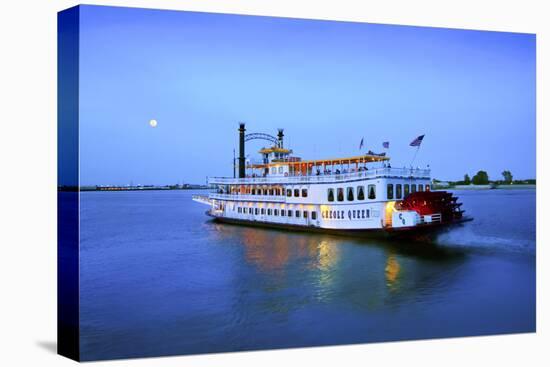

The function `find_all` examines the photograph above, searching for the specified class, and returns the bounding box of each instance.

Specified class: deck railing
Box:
[209,167,430,185]
[209,193,286,203]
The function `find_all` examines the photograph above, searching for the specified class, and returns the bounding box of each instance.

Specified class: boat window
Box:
[366,209,370,218]
[352,210,356,219]
[357,186,365,200]
[387,184,394,200]
[261,208,265,215]
[255,208,259,215]
[426,184,430,191]
[361,209,365,218]
[268,209,272,215]
[411,184,417,193]
[396,184,402,199]
[418,184,424,192]
[269,188,274,195]
[271,167,276,174]
[347,187,354,201]
[341,210,344,219]
[238,207,241,213]
[327,188,335,202]
[251,188,256,195]
[312,211,317,220]
[302,188,308,197]
[286,189,292,197]
[288,210,293,217]
[337,188,344,202]
[368,184,376,199]
[294,188,300,197]
[404,184,410,196]
[278,166,283,174]
[296,210,300,218]
[304,211,308,219]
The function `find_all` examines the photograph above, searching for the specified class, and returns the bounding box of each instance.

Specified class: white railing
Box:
[209,193,286,203]
[192,195,211,205]
[209,167,430,185]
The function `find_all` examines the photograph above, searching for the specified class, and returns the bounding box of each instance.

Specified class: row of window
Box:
[239,183,429,201]
[322,209,371,220]
[238,188,309,197]
[328,185,376,202]
[236,206,317,220]
[248,188,283,196]
[386,183,429,199]
[271,166,285,174]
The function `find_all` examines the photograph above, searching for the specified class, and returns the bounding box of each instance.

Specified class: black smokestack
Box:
[238,123,246,178]
[277,128,284,148]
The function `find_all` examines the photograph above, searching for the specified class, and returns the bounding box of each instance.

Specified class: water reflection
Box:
[385,253,401,291]
[210,222,467,312]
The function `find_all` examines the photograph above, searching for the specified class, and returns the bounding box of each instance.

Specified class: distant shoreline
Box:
[435,184,536,190]
[58,186,212,192]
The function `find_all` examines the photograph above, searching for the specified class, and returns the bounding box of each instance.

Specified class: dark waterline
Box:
[78,189,536,361]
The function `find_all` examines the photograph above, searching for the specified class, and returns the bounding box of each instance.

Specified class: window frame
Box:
[327,188,335,202]
[368,184,376,200]
[337,188,344,202]
[347,187,354,201]
[357,185,365,200]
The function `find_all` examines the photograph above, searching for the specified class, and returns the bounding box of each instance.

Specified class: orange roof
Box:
[248,154,389,169]
[258,146,292,154]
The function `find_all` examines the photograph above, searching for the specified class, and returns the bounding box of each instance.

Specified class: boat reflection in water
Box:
[385,253,401,291]
[210,222,466,312]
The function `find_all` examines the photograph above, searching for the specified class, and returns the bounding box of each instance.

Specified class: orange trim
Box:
[248,154,389,169]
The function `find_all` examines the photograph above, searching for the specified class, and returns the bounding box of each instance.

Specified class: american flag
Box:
[382,141,389,149]
[359,137,364,150]
[410,135,425,147]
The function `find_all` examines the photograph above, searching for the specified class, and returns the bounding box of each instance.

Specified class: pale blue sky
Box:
[77,5,535,185]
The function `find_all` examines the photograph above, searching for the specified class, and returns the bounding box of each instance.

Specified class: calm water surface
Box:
[79,189,536,360]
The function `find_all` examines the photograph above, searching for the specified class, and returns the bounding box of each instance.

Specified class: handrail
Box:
[209,193,286,202]
[209,167,430,185]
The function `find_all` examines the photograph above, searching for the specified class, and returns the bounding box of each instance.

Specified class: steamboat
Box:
[193,124,471,238]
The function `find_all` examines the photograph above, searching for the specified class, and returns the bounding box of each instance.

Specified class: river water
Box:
[78,189,536,360]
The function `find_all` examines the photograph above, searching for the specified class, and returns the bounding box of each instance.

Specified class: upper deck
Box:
[209,167,431,185]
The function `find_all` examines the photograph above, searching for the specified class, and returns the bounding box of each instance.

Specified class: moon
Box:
[149,119,158,128]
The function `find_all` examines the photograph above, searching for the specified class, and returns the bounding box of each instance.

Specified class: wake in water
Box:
[435,225,535,256]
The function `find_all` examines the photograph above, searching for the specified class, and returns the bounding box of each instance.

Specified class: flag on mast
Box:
[359,137,364,150]
[410,135,425,147]
[382,141,389,149]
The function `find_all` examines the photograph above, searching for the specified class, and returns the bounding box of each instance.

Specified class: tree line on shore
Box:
[434,170,536,186]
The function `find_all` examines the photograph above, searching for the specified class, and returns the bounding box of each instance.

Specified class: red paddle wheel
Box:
[397,191,464,223]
